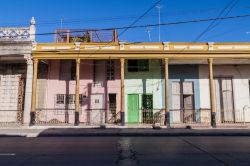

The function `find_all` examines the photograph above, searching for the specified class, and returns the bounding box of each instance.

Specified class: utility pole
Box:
[145,27,152,42]
[156,5,162,42]
[60,17,64,29]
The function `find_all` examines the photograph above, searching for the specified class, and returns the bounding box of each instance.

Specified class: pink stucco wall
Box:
[45,59,121,123]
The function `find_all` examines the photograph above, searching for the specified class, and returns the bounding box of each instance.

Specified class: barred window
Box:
[65,94,74,104]
[106,60,115,80]
[142,94,153,109]
[56,94,65,104]
[56,94,86,106]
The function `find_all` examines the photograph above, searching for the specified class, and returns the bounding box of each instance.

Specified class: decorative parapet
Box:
[0,17,35,41]
[0,27,30,40]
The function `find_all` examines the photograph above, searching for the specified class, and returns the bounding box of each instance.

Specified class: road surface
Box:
[0,136,249,166]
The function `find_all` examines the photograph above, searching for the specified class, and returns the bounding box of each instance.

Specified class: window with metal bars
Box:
[142,94,153,109]
[106,60,115,80]
[56,94,65,104]
[56,94,85,105]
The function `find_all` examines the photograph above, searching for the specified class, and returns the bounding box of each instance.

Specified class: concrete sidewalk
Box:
[1,126,250,137]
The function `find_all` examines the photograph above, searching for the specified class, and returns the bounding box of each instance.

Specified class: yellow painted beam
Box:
[164,58,170,127]
[32,53,250,60]
[208,58,216,127]
[75,58,80,125]
[120,58,125,126]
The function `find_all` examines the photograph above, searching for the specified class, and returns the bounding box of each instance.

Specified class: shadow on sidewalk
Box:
[36,127,250,137]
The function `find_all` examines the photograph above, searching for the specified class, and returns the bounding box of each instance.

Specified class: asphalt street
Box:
[0,136,250,166]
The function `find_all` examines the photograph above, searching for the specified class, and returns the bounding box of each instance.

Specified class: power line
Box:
[1,5,248,28]
[2,13,250,38]
[207,0,239,32]
[83,0,162,59]
[193,0,239,42]
[118,0,162,38]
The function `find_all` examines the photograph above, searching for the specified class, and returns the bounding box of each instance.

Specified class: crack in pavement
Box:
[116,138,140,166]
[179,137,230,166]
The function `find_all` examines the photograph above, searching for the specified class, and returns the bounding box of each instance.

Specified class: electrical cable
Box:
[2,12,250,39]
[193,0,239,42]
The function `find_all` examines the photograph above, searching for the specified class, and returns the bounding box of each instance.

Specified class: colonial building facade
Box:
[0,18,35,126]
[29,34,250,127]
[1,27,250,127]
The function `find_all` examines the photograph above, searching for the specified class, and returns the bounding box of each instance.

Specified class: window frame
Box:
[127,60,149,72]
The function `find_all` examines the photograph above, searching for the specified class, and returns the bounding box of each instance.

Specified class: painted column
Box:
[23,55,33,125]
[75,58,80,126]
[164,58,170,127]
[120,58,125,126]
[208,58,216,128]
[30,58,38,125]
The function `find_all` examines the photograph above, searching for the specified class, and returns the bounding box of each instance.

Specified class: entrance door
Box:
[128,94,139,123]
[90,94,104,124]
[17,76,26,123]
[108,94,116,123]
[183,82,195,123]
[142,94,153,124]
[214,78,234,122]
[0,74,20,122]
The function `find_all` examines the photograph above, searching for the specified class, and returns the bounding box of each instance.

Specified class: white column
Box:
[29,17,36,42]
[23,55,33,125]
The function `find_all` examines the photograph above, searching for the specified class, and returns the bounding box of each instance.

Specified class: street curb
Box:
[38,132,250,137]
[33,129,250,137]
[1,128,250,137]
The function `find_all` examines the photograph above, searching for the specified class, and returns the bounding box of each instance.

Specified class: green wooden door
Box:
[128,94,139,123]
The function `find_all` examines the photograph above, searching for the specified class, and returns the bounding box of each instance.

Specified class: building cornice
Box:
[32,42,250,59]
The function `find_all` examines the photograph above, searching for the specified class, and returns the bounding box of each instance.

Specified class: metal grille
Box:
[170,109,211,124]
[219,109,246,124]
[106,60,115,80]
[35,108,75,125]
[55,29,118,43]
[141,109,164,125]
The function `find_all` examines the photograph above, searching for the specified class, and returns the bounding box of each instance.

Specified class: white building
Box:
[0,17,35,125]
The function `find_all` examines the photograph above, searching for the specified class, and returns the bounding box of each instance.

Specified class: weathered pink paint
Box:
[44,60,121,124]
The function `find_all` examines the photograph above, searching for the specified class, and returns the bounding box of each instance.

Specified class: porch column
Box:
[75,58,80,126]
[30,58,38,125]
[120,58,125,126]
[23,55,33,125]
[164,58,170,127]
[208,58,216,128]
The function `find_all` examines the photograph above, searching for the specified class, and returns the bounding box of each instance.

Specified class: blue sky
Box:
[1,0,250,42]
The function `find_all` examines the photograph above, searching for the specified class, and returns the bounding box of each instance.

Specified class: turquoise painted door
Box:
[128,94,139,123]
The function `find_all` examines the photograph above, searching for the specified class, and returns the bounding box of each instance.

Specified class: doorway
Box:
[142,94,153,124]
[108,93,116,123]
[214,77,234,122]
[128,94,139,123]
